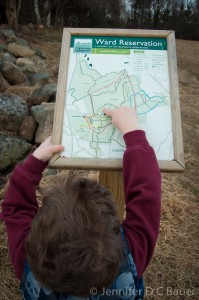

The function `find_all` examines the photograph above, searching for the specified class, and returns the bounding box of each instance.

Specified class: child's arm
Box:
[0,137,64,279]
[104,107,161,279]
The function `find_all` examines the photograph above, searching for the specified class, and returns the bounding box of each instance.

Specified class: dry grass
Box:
[5,86,37,99]
[0,31,198,299]
[0,178,21,300]
[144,174,199,299]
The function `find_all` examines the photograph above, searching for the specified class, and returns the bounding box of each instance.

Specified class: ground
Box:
[0,29,198,299]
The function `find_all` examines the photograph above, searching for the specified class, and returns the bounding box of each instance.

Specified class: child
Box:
[0,107,161,300]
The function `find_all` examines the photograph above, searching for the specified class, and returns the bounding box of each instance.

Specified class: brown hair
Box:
[26,173,123,296]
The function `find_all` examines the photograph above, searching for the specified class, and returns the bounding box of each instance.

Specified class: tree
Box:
[34,0,41,25]
[5,0,21,30]
[43,0,51,27]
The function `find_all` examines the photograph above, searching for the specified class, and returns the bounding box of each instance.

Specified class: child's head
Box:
[26,173,123,296]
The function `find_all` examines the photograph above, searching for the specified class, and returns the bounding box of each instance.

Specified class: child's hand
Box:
[103,106,139,135]
[33,136,64,162]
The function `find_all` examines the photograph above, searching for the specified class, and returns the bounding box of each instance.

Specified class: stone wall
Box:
[0,28,56,171]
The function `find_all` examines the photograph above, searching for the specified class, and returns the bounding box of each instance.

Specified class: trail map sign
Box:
[50,28,184,172]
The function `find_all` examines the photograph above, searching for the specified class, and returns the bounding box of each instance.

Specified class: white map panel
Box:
[61,45,173,161]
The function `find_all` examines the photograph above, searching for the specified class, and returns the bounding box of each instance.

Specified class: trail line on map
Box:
[88,70,126,95]
[123,69,137,107]
[88,93,95,114]
[148,73,169,93]
[156,130,172,153]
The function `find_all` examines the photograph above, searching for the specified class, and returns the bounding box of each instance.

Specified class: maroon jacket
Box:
[0,130,161,280]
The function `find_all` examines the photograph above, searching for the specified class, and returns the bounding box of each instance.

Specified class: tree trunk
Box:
[54,2,63,28]
[34,0,41,25]
[45,12,51,27]
[44,0,51,27]
[5,0,21,30]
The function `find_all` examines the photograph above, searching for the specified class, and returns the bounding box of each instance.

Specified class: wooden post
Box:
[99,171,125,222]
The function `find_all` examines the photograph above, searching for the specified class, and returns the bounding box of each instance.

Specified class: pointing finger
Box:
[103,108,113,116]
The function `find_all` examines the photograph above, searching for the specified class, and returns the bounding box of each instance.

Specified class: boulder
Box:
[0,94,28,133]
[0,134,31,170]
[0,43,7,53]
[0,29,16,43]
[30,56,49,74]
[3,52,16,64]
[34,48,45,59]
[16,57,48,77]
[28,73,49,86]
[18,64,38,76]
[16,38,29,47]
[0,71,9,92]
[20,116,37,142]
[29,83,57,105]
[1,61,27,85]
[31,103,55,144]
[8,44,35,58]
[16,57,34,67]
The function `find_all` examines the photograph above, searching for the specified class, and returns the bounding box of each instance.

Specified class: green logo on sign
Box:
[74,39,92,53]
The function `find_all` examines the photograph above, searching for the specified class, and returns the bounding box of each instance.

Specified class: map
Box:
[61,36,174,161]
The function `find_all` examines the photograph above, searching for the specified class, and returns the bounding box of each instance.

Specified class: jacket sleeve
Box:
[122,130,161,279]
[0,154,47,280]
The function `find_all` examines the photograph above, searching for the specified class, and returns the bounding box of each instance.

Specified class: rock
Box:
[29,83,57,105]
[18,64,38,76]
[16,57,49,78]
[28,73,49,86]
[16,57,34,67]
[34,48,45,59]
[0,94,28,133]
[16,38,29,47]
[20,115,37,142]
[0,71,9,92]
[0,29,16,43]
[1,61,27,85]
[30,56,49,74]
[31,103,54,144]
[16,58,38,77]
[8,44,35,58]
[0,43,7,53]
[0,134,31,170]
[3,52,16,64]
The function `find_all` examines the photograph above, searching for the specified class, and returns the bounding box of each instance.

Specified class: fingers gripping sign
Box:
[33,136,65,162]
[103,106,139,135]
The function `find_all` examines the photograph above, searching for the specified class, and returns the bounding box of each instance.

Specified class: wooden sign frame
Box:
[50,28,184,172]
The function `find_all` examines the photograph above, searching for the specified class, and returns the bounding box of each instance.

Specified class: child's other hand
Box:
[103,106,139,135]
[33,136,64,162]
